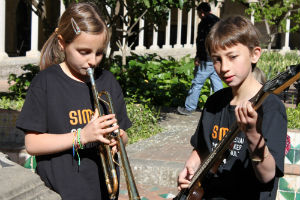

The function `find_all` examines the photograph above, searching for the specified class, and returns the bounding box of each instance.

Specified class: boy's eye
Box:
[212,57,221,63]
[230,55,237,59]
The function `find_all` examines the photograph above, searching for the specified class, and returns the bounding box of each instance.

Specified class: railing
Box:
[0,0,293,61]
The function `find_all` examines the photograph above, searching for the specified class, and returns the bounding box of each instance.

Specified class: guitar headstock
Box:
[262,64,300,95]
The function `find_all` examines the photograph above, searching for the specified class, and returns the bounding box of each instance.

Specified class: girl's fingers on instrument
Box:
[103,125,119,134]
[95,114,115,123]
[91,109,100,121]
[119,129,124,137]
[109,138,117,146]
[98,119,117,129]
[111,146,118,154]
[98,135,110,144]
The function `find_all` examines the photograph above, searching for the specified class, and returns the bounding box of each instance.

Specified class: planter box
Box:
[0,109,24,148]
[0,109,27,165]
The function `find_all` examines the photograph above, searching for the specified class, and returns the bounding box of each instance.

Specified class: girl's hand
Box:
[110,129,128,154]
[80,110,119,145]
[235,101,258,133]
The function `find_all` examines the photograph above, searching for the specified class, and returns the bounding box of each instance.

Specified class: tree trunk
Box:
[122,44,127,66]
[264,19,272,51]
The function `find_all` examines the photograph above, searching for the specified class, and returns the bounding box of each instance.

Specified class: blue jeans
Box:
[185,61,223,111]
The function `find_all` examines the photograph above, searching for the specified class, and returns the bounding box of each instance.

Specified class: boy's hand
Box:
[235,101,258,133]
[177,165,194,190]
[177,150,200,190]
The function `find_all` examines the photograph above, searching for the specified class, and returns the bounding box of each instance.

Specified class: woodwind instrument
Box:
[87,68,140,200]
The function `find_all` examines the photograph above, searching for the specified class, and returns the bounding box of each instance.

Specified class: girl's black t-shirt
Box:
[16,64,131,200]
[191,87,287,200]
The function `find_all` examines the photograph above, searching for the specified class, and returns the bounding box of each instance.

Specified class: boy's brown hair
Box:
[206,15,260,68]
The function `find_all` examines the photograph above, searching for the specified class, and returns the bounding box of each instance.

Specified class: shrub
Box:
[257,51,300,80]
[286,104,300,129]
[110,53,211,109]
[7,64,39,99]
[122,99,162,144]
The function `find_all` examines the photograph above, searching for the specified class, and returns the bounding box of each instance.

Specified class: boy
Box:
[177,15,287,200]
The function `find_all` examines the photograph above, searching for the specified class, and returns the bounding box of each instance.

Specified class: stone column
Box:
[193,8,198,47]
[163,10,172,49]
[150,25,159,50]
[105,5,112,55]
[247,0,258,24]
[174,9,183,48]
[282,11,291,51]
[122,5,129,50]
[135,19,146,50]
[184,9,193,48]
[215,0,224,18]
[60,0,65,16]
[0,0,8,59]
[26,3,40,57]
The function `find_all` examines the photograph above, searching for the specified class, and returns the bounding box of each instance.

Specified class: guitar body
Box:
[174,181,204,200]
[186,182,204,200]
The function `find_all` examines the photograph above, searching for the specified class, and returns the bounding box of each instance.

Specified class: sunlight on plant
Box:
[125,100,162,144]
[286,104,300,129]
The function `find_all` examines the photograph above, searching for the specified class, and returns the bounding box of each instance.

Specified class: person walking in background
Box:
[16,2,131,199]
[177,2,223,115]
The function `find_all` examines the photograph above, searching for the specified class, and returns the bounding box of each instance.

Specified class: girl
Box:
[16,2,131,200]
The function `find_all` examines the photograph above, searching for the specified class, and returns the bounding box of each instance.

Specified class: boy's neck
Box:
[230,75,262,106]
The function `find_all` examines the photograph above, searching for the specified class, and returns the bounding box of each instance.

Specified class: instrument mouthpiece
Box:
[87,68,93,76]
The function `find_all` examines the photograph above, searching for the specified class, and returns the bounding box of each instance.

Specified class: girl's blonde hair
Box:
[40,2,109,70]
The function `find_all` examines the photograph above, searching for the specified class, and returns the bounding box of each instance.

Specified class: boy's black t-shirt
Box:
[16,64,132,200]
[191,87,287,200]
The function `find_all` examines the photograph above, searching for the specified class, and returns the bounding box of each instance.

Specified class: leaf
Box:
[143,0,150,8]
[179,0,183,9]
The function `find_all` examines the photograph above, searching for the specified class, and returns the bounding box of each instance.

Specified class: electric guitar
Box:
[174,64,300,200]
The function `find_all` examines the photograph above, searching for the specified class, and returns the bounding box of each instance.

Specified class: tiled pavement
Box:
[119,181,178,200]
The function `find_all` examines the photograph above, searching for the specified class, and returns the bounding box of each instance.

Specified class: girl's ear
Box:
[57,35,65,51]
[251,46,261,64]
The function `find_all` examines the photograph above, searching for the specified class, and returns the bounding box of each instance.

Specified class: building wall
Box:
[2,1,300,59]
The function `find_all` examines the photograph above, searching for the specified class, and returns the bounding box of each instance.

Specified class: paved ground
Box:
[118,109,202,200]
[0,79,298,200]
[0,80,9,92]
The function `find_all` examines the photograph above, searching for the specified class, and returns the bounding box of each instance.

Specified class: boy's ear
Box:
[57,35,65,51]
[251,47,261,64]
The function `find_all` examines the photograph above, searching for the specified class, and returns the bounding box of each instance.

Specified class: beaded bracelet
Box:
[77,128,84,149]
[72,128,84,166]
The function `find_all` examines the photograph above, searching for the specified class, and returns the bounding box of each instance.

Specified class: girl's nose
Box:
[88,54,97,67]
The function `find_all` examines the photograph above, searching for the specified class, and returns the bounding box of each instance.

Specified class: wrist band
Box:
[251,145,269,162]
